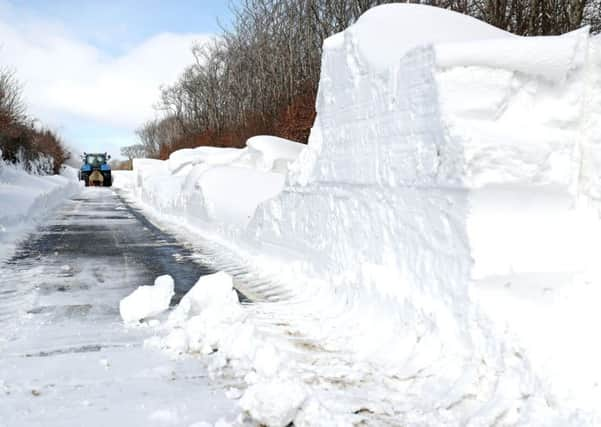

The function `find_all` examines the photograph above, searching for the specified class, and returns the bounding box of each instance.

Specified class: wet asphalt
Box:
[3,188,215,303]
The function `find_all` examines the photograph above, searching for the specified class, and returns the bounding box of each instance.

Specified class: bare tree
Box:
[0,68,26,126]
[120,144,146,161]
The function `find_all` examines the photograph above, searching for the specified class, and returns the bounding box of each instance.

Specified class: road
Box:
[0,188,237,426]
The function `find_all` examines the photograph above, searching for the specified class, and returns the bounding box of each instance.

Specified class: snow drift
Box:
[118,4,601,425]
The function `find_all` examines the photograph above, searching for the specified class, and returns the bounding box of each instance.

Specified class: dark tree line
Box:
[0,68,69,174]
[127,0,601,160]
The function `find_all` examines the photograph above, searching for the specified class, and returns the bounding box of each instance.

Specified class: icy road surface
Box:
[0,188,237,426]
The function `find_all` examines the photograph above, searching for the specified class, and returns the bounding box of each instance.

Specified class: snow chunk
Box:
[239,380,307,427]
[164,272,242,355]
[169,271,238,324]
[119,275,174,323]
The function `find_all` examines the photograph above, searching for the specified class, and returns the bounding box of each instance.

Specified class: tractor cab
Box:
[79,152,112,187]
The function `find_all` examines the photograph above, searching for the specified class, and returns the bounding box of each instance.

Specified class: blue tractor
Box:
[79,152,112,187]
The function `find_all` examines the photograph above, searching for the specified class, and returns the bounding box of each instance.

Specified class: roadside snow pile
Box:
[118,4,601,425]
[115,135,305,231]
[119,275,174,323]
[0,159,80,261]
[146,272,314,426]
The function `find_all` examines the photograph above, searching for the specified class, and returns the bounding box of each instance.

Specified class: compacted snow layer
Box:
[116,4,601,425]
[0,163,80,261]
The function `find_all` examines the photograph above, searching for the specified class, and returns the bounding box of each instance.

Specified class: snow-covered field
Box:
[114,4,601,426]
[0,160,80,261]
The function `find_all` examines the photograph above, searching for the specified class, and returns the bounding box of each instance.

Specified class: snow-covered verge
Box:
[115,4,601,425]
[0,159,80,261]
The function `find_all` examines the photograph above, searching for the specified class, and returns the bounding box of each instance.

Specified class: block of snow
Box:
[169,271,238,324]
[164,272,244,355]
[119,275,174,323]
[239,380,307,427]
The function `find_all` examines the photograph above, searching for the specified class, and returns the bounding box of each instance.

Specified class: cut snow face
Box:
[116,4,601,425]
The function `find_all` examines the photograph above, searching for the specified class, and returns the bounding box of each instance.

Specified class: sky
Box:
[0,0,235,158]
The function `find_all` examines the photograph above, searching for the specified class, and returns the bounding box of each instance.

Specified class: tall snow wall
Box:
[250,45,474,342]
[249,4,601,295]
[246,4,601,410]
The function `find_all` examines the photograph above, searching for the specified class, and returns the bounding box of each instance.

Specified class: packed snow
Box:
[114,4,601,425]
[0,158,80,261]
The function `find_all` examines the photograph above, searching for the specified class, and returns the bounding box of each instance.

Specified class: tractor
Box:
[79,152,112,187]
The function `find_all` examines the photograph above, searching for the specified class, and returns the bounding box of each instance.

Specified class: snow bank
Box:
[119,275,174,323]
[120,4,601,424]
[0,161,80,261]
[115,136,305,230]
